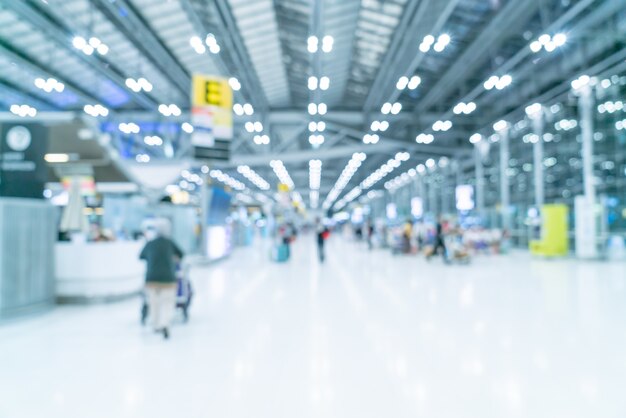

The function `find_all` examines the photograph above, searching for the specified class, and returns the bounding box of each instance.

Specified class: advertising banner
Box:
[456,185,475,211]
[191,74,233,147]
[0,123,48,199]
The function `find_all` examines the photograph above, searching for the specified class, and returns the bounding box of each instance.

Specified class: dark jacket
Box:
[139,236,184,283]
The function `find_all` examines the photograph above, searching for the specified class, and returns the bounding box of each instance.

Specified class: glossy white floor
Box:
[1,236,626,418]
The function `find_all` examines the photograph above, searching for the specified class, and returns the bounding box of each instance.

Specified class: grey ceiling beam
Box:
[217,143,403,168]
[404,0,608,139]
[415,0,541,113]
[4,0,158,109]
[180,0,269,112]
[0,40,104,106]
[363,0,462,112]
[91,0,191,96]
[0,77,62,111]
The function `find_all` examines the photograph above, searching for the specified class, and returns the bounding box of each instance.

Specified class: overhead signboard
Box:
[0,123,48,199]
[191,74,233,148]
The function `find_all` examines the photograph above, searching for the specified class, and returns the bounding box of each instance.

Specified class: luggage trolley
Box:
[141,262,193,325]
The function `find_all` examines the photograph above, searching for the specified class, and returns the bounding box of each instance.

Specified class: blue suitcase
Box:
[273,243,289,262]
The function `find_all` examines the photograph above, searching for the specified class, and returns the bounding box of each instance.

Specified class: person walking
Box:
[139,220,184,339]
[316,218,329,263]
[428,216,450,264]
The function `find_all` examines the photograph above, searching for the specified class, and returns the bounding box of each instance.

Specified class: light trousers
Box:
[146,284,177,330]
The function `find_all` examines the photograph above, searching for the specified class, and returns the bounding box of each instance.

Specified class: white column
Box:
[579,84,595,206]
[575,81,598,259]
[429,176,438,216]
[498,125,511,230]
[531,114,545,208]
[474,143,485,215]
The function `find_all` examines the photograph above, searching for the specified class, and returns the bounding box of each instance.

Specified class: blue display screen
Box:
[207,187,232,225]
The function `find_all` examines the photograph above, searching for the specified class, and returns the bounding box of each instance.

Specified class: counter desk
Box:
[55,240,146,303]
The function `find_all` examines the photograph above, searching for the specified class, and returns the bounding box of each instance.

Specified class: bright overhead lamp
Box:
[233,103,244,116]
[381,102,392,115]
[396,76,409,90]
[45,153,70,163]
[228,77,241,91]
[308,36,318,53]
[308,76,318,90]
[322,35,334,53]
[181,122,194,133]
[308,103,317,115]
[319,76,330,90]
[408,76,421,90]
[493,120,509,131]
[243,103,254,115]
[318,103,327,115]
[469,133,482,144]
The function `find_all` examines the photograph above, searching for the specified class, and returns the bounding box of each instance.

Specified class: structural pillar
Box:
[498,125,511,231]
[531,112,545,209]
[579,84,596,206]
[575,80,598,258]
[474,142,485,216]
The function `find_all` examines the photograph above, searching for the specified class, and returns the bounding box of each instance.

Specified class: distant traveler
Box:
[316,218,329,263]
[366,220,374,250]
[428,216,449,264]
[139,220,184,339]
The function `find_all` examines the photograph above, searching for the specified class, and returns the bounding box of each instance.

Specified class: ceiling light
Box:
[319,76,330,90]
[308,36,319,53]
[322,35,334,53]
[381,102,392,114]
[318,103,327,115]
[245,122,254,132]
[229,77,241,91]
[391,102,402,115]
[254,121,263,132]
[408,76,421,90]
[530,41,542,53]
[233,103,244,116]
[10,104,37,118]
[308,76,318,90]
[308,103,317,115]
[553,33,567,47]
[182,122,194,133]
[493,120,509,131]
[397,76,409,90]
[469,133,482,144]
[379,121,389,131]
[72,36,86,50]
[243,103,254,115]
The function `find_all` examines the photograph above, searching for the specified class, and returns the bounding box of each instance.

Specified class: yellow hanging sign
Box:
[191,74,233,147]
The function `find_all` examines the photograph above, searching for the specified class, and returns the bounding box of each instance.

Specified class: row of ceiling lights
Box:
[237,166,270,191]
[419,34,451,53]
[233,103,255,116]
[9,104,37,117]
[309,159,322,191]
[529,33,567,53]
[336,152,410,210]
[190,35,221,54]
[210,169,246,191]
[34,77,64,93]
[72,36,109,56]
[308,76,330,91]
[269,160,294,190]
[322,152,367,210]
[307,36,334,53]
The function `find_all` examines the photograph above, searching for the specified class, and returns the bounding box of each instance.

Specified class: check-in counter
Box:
[55,240,146,302]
